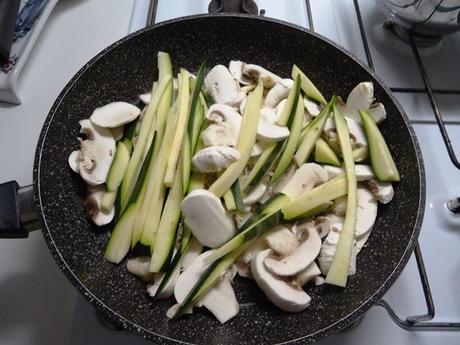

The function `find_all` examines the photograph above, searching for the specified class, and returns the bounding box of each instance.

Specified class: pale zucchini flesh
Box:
[325,106,358,287]
[209,81,264,197]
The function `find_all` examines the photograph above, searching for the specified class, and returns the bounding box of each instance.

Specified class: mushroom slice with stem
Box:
[204,65,240,105]
[364,179,394,204]
[74,119,116,186]
[252,249,311,312]
[293,213,344,239]
[242,64,282,89]
[90,102,141,128]
[85,185,114,226]
[341,82,387,124]
[324,116,368,149]
[192,146,241,173]
[264,227,321,276]
[182,189,236,248]
[264,225,298,257]
[126,256,154,282]
[235,238,266,278]
[295,262,321,287]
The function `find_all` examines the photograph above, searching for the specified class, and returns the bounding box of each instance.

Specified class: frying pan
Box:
[0,12,425,345]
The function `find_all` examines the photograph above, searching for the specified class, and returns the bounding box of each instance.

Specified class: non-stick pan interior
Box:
[34,14,424,345]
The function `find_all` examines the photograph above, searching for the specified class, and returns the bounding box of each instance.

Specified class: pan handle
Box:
[0,181,40,238]
[208,0,260,15]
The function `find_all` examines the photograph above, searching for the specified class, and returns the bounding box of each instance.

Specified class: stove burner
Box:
[447,197,460,213]
[208,0,259,15]
[383,20,443,47]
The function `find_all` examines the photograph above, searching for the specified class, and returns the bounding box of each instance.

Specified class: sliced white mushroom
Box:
[233,211,253,229]
[139,92,151,104]
[264,227,321,276]
[257,119,290,142]
[166,303,192,319]
[293,214,343,239]
[243,182,267,206]
[325,164,374,182]
[271,164,297,194]
[90,102,141,128]
[318,223,356,275]
[275,99,287,119]
[181,237,203,271]
[264,225,298,257]
[239,97,248,115]
[68,150,80,173]
[355,227,372,253]
[228,60,252,85]
[331,196,347,216]
[264,80,292,108]
[368,102,387,124]
[355,186,378,238]
[192,146,240,173]
[295,262,321,287]
[315,276,325,286]
[242,64,282,89]
[260,107,279,125]
[85,185,114,226]
[281,163,328,199]
[251,142,264,157]
[235,238,266,278]
[75,119,116,186]
[126,256,154,282]
[110,126,124,141]
[252,249,311,312]
[204,65,240,105]
[304,98,322,117]
[364,179,394,204]
[181,190,236,248]
[197,274,239,324]
[147,267,180,299]
[202,123,236,148]
[346,82,374,116]
[324,116,368,149]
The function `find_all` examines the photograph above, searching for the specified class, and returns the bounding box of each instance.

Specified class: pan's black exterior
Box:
[33,15,425,344]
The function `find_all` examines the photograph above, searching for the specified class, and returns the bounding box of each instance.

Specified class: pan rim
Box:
[33,13,426,344]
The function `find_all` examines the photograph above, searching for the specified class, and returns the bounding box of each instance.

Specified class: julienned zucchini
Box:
[315,137,341,166]
[271,94,304,182]
[119,75,171,210]
[209,80,263,197]
[359,109,400,182]
[242,77,301,191]
[325,106,358,287]
[291,64,327,105]
[101,140,130,212]
[164,69,190,187]
[281,173,347,220]
[231,180,245,213]
[294,100,332,166]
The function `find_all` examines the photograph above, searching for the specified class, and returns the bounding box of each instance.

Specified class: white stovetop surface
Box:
[0,0,459,344]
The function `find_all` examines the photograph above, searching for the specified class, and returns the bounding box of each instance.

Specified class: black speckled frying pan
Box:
[0,13,425,345]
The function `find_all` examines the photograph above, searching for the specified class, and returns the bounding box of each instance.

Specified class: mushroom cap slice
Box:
[257,120,290,142]
[252,249,311,312]
[343,82,374,123]
[85,185,114,226]
[235,238,266,278]
[68,150,80,173]
[264,225,298,257]
[205,65,240,105]
[147,267,180,299]
[325,164,374,182]
[181,189,236,248]
[368,102,387,124]
[192,146,240,173]
[293,214,344,239]
[139,92,151,104]
[242,64,282,89]
[126,256,154,282]
[90,102,141,128]
[281,163,328,199]
[110,126,124,141]
[264,80,291,108]
[229,60,252,85]
[355,186,378,238]
[264,227,321,276]
[275,99,287,119]
[304,98,322,117]
[243,182,267,206]
[181,237,203,271]
[77,119,116,186]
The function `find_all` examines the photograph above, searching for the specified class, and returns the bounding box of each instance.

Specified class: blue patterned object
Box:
[13,0,50,42]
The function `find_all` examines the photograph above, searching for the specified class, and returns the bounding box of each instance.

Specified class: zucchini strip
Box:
[281,174,347,220]
[208,80,263,197]
[271,94,305,182]
[359,109,400,182]
[119,75,171,210]
[291,64,327,105]
[231,180,245,213]
[325,106,358,287]
[314,137,341,167]
[164,69,191,187]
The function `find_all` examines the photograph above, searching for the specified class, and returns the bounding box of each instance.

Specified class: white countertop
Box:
[0,1,135,344]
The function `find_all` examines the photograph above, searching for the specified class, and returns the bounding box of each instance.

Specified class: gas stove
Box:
[1,0,459,344]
